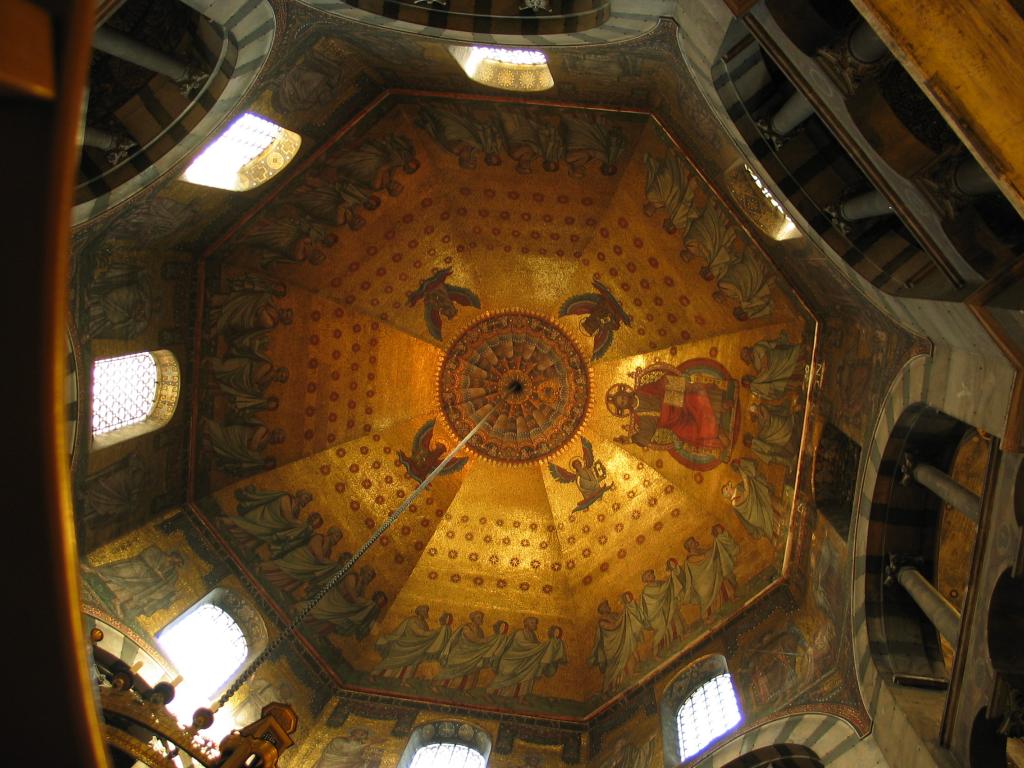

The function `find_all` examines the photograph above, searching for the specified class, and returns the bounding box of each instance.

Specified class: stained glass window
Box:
[182,112,301,191]
[410,743,487,768]
[91,350,179,446]
[676,673,742,760]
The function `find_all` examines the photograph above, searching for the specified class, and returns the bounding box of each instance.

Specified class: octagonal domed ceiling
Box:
[192,94,818,719]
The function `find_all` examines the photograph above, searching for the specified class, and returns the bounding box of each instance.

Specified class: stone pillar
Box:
[901,456,982,522]
[818,21,891,96]
[92,26,206,96]
[849,21,889,65]
[83,126,122,150]
[888,559,962,646]
[953,158,999,197]
[839,189,894,221]
[93,26,191,81]
[82,126,137,165]
[769,91,815,136]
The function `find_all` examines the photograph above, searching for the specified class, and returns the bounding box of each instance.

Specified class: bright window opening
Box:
[449,46,553,92]
[744,164,799,240]
[410,743,487,768]
[92,352,158,435]
[91,350,180,447]
[676,673,742,760]
[158,603,247,723]
[181,112,301,191]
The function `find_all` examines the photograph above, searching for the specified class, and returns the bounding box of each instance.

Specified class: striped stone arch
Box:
[65,325,86,470]
[847,350,1011,768]
[83,607,176,685]
[301,0,672,46]
[850,356,937,746]
[72,0,276,225]
[691,713,883,768]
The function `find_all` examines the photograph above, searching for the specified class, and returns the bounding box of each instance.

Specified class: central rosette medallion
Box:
[438,311,591,464]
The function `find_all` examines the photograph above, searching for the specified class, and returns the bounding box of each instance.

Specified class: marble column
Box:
[849,21,889,65]
[839,189,894,221]
[953,158,999,197]
[905,459,982,523]
[93,26,192,82]
[894,564,961,646]
[82,126,137,165]
[769,91,815,137]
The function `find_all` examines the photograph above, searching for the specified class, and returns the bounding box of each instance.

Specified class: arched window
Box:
[724,161,799,242]
[660,655,743,766]
[676,673,742,760]
[398,721,492,768]
[411,743,487,768]
[156,588,267,728]
[91,350,180,448]
[181,112,301,191]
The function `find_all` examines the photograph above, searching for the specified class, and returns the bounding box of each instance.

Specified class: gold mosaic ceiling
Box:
[194,94,817,719]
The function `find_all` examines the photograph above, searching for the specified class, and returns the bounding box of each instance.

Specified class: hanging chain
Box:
[212,404,497,712]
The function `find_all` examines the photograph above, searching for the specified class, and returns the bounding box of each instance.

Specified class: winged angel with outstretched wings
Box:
[407,267,481,341]
[548,437,615,512]
[558,279,632,361]
[398,419,468,483]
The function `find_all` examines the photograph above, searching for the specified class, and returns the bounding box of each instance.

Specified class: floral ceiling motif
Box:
[192,95,818,719]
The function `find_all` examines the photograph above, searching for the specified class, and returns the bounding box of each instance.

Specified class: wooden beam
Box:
[850,0,1024,218]
[0,0,55,99]
[721,0,760,16]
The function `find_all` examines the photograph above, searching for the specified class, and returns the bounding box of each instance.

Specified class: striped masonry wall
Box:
[847,353,1011,768]
[694,714,888,768]
[301,0,672,46]
[73,0,276,225]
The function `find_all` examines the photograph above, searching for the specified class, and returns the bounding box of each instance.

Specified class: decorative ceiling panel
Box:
[193,94,818,718]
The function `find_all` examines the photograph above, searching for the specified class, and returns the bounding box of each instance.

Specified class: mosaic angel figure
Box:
[559,279,632,361]
[398,419,468,483]
[407,268,481,341]
[548,436,615,512]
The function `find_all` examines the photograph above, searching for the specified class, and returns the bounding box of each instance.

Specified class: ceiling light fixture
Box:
[181,112,300,191]
[449,46,554,92]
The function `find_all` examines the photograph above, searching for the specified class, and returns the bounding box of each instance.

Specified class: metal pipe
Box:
[211,402,499,714]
